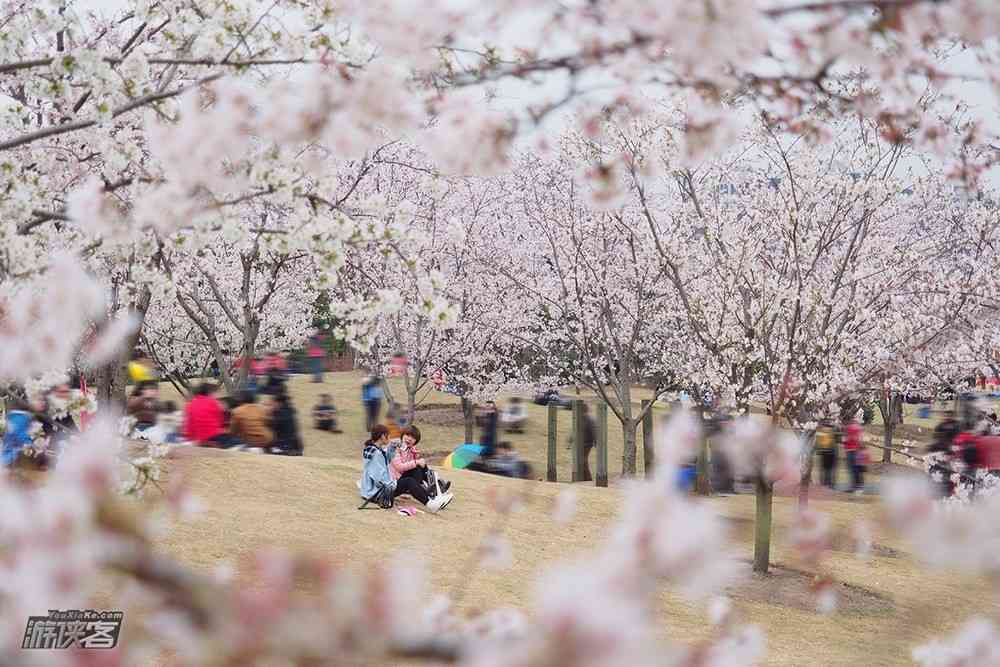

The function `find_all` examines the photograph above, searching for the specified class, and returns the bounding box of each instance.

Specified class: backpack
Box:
[422,469,444,499]
[371,482,395,509]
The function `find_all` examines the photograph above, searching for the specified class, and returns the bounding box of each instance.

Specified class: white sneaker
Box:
[426,493,453,514]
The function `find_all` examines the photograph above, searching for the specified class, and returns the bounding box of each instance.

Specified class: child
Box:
[313,394,340,432]
[389,425,452,496]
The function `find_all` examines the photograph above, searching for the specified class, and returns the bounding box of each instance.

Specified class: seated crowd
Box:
[2,380,89,468]
[127,365,317,456]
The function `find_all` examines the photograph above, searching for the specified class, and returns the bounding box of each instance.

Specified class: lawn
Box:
[117,370,990,665]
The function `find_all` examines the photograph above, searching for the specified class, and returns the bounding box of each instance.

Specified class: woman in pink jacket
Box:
[390,426,451,496]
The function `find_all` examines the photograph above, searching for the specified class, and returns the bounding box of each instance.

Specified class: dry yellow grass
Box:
[131,372,989,665]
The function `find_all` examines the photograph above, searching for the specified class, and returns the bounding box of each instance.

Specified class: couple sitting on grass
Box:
[359,424,454,513]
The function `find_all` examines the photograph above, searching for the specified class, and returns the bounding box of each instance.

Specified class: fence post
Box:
[642,399,654,477]
[596,401,608,487]
[547,403,558,482]
[572,400,585,482]
[462,398,474,444]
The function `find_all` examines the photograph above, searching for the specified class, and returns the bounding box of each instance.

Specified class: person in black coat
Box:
[479,402,499,458]
[269,391,303,456]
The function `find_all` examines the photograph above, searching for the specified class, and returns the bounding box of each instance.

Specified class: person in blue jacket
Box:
[361,375,384,431]
[2,404,35,467]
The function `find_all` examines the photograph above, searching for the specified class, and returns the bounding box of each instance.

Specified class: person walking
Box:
[815,419,839,489]
[307,332,326,383]
[843,416,864,494]
[361,374,383,431]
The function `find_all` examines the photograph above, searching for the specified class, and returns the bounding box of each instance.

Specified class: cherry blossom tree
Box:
[477,144,687,475]
[564,109,983,571]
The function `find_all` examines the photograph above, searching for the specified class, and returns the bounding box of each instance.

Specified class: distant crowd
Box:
[129,350,341,454]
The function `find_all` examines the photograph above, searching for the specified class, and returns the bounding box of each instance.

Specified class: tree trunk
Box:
[406,387,417,424]
[878,391,896,464]
[799,433,815,510]
[622,418,637,476]
[753,476,774,574]
[882,412,896,463]
[695,415,711,496]
[96,356,131,409]
[96,288,151,409]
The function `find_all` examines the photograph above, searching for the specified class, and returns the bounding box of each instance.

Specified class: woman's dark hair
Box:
[194,383,218,396]
[400,425,421,444]
[7,399,31,413]
[370,424,389,442]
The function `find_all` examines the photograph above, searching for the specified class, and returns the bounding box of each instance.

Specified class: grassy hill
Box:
[128,371,990,665]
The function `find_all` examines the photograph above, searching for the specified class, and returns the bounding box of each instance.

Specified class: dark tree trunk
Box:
[753,476,774,574]
[695,409,712,496]
[96,288,151,410]
[799,432,815,510]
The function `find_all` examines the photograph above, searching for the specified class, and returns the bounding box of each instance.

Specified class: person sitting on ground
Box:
[231,391,274,449]
[269,390,303,456]
[37,383,79,453]
[127,381,160,432]
[499,396,527,433]
[183,383,245,449]
[487,441,531,479]
[158,401,184,444]
[389,425,452,496]
[359,425,452,512]
[2,400,36,467]
[313,393,340,432]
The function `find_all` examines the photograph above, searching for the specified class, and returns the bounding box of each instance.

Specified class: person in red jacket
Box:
[843,417,865,494]
[184,383,244,448]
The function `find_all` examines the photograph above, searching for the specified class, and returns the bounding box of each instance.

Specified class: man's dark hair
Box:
[238,390,255,405]
[370,424,389,442]
[195,383,218,396]
[401,425,421,444]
